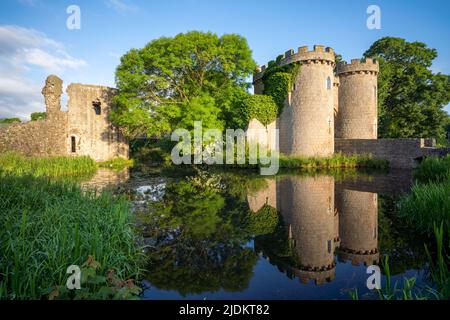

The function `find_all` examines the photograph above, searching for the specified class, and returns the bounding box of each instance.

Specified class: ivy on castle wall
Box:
[239,95,278,126]
[244,61,301,126]
[261,62,300,115]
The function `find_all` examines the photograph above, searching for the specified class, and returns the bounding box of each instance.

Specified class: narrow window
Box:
[373,86,377,99]
[93,101,101,115]
[326,76,332,90]
[327,240,332,254]
[71,136,76,153]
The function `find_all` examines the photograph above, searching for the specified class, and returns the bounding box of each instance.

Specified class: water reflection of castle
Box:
[248,176,380,285]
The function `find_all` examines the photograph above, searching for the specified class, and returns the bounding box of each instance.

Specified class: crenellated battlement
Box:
[253,45,335,82]
[337,58,379,76]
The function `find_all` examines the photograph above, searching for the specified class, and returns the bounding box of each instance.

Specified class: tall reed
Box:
[0,174,144,299]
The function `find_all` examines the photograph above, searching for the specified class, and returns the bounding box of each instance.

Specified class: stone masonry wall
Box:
[0,75,128,161]
[335,138,437,169]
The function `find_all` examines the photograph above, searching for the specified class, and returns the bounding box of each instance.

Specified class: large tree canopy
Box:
[111,31,256,138]
[364,37,450,139]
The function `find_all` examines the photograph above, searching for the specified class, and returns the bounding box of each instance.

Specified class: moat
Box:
[82,167,430,300]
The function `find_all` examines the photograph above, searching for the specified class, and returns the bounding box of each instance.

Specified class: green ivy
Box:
[239,94,278,126]
[247,204,279,236]
[262,62,300,114]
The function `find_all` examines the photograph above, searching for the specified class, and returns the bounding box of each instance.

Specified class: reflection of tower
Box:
[336,189,379,265]
[247,179,277,213]
[278,176,336,284]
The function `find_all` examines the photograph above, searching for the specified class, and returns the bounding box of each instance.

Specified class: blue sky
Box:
[0,0,449,119]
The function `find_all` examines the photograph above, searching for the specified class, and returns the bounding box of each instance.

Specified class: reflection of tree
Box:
[377,195,428,275]
[138,171,269,296]
[254,216,299,279]
[247,204,278,236]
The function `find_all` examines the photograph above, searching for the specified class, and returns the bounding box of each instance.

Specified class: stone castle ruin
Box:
[249,45,442,168]
[0,75,128,161]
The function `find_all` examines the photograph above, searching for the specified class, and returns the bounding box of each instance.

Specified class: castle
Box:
[248,45,439,168]
[0,75,128,161]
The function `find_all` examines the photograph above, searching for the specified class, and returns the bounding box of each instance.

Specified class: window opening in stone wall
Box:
[327,240,332,253]
[93,100,101,115]
[326,76,332,90]
[71,136,76,153]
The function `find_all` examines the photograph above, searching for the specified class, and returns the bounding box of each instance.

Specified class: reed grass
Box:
[98,157,134,170]
[0,174,144,299]
[278,152,389,170]
[413,155,450,184]
[0,151,96,178]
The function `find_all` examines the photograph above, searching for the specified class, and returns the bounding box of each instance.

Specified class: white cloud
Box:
[0,25,87,120]
[105,0,139,14]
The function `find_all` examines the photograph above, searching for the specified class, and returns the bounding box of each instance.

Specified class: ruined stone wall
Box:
[67,83,128,162]
[246,118,277,152]
[335,138,437,169]
[0,115,68,156]
[0,75,129,161]
[335,59,378,139]
[0,75,68,156]
[247,178,277,213]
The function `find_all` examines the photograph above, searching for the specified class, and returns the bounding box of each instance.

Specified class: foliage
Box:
[364,37,450,139]
[398,180,450,236]
[30,112,46,121]
[264,72,292,111]
[413,155,450,184]
[262,62,300,114]
[112,31,256,138]
[278,152,389,169]
[0,118,21,124]
[247,204,279,236]
[0,151,96,178]
[98,157,134,170]
[44,256,142,300]
[238,94,278,126]
[0,175,144,299]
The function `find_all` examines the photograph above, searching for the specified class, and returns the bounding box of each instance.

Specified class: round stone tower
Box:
[278,175,337,284]
[336,59,379,139]
[290,45,335,157]
[336,189,379,266]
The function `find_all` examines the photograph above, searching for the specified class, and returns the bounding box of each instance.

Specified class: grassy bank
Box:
[0,174,144,299]
[399,155,450,235]
[278,153,389,169]
[0,152,97,178]
[395,155,450,299]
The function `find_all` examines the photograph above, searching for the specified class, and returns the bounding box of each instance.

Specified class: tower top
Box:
[336,58,379,76]
[254,45,335,82]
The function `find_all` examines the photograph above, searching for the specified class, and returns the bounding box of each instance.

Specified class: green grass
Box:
[0,174,144,299]
[98,157,134,170]
[398,182,450,235]
[413,155,450,184]
[0,151,97,178]
[278,152,389,170]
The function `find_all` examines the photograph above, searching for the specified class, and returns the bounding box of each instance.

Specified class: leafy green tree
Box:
[0,118,21,124]
[364,37,450,138]
[30,112,46,121]
[111,31,256,138]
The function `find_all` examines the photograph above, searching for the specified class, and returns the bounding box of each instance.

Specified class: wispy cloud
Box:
[105,0,139,14]
[17,0,39,6]
[0,25,87,119]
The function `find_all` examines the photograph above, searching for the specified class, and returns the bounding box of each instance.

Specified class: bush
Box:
[239,94,278,126]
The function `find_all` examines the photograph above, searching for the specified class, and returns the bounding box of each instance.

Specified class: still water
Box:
[86,168,429,300]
